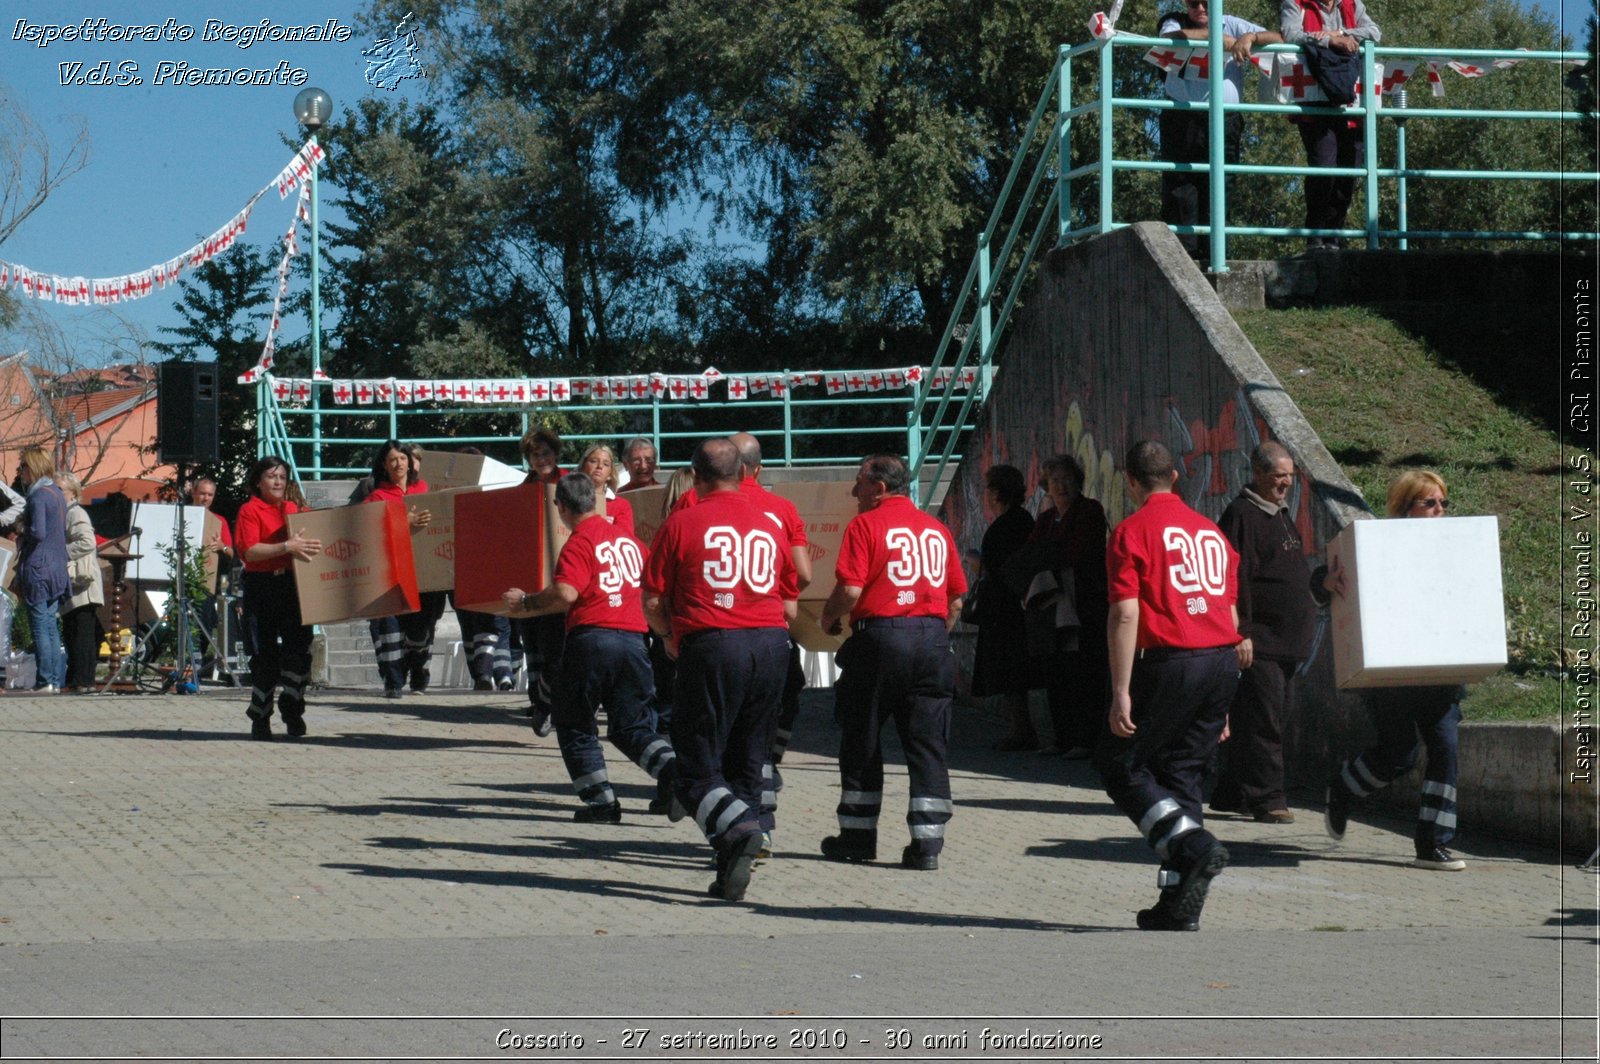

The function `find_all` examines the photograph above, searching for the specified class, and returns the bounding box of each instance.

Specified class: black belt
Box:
[852,616,943,631]
[244,568,290,578]
[1137,645,1234,662]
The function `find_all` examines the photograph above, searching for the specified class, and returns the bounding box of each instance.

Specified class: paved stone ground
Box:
[0,685,1594,1062]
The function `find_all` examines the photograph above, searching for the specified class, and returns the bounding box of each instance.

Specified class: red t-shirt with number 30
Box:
[835,495,966,620]
[554,514,649,633]
[642,489,792,637]
[1106,491,1240,650]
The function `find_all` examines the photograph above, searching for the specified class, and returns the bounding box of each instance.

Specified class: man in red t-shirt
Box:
[728,433,812,837]
[642,438,794,902]
[817,454,966,871]
[504,474,677,824]
[1102,440,1248,932]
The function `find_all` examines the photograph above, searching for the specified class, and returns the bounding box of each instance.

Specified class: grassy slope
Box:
[1236,306,1571,722]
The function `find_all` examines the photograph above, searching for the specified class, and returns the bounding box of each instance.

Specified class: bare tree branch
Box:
[0,81,90,249]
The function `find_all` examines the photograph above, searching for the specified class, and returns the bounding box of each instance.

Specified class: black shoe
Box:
[900,844,938,871]
[648,774,675,816]
[383,687,403,700]
[1136,892,1199,931]
[250,716,273,741]
[1168,842,1229,928]
[573,800,622,824]
[409,667,430,694]
[473,678,493,692]
[530,705,554,737]
[1324,783,1349,841]
[497,677,515,692]
[283,715,306,739]
[718,833,762,902]
[820,832,877,863]
[1413,845,1466,871]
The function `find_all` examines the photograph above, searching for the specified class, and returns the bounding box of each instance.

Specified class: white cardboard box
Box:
[1329,515,1507,688]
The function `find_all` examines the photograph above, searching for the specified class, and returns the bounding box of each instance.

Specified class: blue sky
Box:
[0,0,1591,368]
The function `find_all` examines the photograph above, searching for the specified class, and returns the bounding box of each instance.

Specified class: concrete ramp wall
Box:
[939,221,1582,853]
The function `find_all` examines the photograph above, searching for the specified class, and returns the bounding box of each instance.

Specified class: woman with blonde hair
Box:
[1323,468,1467,870]
[577,442,634,535]
[57,474,104,692]
[15,446,69,693]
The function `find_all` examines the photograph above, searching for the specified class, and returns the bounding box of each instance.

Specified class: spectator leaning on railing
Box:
[1280,0,1382,248]
[1157,1,1282,259]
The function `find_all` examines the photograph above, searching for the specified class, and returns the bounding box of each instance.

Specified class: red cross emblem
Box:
[847,373,865,390]
[473,383,491,401]
[650,375,667,398]
[689,378,708,399]
[866,373,884,390]
[450,382,469,401]
[669,378,687,399]
[551,380,570,401]
[334,384,352,403]
[887,370,906,389]
[1281,63,1318,98]
[727,377,748,399]
[416,383,433,401]
[272,380,290,400]
[630,377,649,399]
[572,379,592,398]
[512,382,527,402]
[494,383,510,401]
[531,380,549,401]
[377,382,393,401]
[770,377,786,397]
[1147,47,1184,72]
[293,381,311,402]
[396,384,412,403]
[356,384,373,403]
[907,366,923,383]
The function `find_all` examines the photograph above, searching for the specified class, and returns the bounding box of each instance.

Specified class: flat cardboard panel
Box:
[405,486,481,593]
[770,480,859,602]
[416,449,524,490]
[299,480,359,510]
[0,538,15,592]
[624,486,670,547]
[288,500,421,626]
[125,503,208,584]
[453,484,548,616]
[1330,515,1507,688]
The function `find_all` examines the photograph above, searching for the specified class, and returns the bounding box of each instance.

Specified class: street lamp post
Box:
[292,87,331,479]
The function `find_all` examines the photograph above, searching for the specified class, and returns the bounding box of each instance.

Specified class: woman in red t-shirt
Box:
[363,440,440,698]
[235,455,321,740]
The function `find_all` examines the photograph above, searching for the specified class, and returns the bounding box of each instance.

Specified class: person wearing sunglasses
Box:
[1156,0,1283,258]
[1321,469,1467,870]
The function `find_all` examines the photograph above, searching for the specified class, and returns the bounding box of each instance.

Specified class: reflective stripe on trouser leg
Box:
[907,796,953,851]
[368,620,406,689]
[771,726,793,761]
[247,684,274,720]
[570,768,615,808]
[492,643,512,682]
[278,655,311,716]
[761,762,776,809]
[634,738,675,780]
[1139,798,1199,860]
[1418,779,1458,832]
[469,632,496,679]
[837,789,882,832]
[1340,754,1388,799]
[695,786,753,846]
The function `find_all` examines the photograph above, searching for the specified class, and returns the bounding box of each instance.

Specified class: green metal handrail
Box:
[908,15,1594,508]
[255,377,978,483]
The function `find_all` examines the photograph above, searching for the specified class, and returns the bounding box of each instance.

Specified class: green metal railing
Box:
[907,15,1594,504]
[255,376,981,484]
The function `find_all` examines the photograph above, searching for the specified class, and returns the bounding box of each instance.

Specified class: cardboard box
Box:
[403,486,482,593]
[287,500,421,626]
[125,503,208,584]
[452,484,551,616]
[416,449,524,490]
[789,599,847,653]
[770,480,859,602]
[624,486,670,547]
[1329,516,1507,688]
